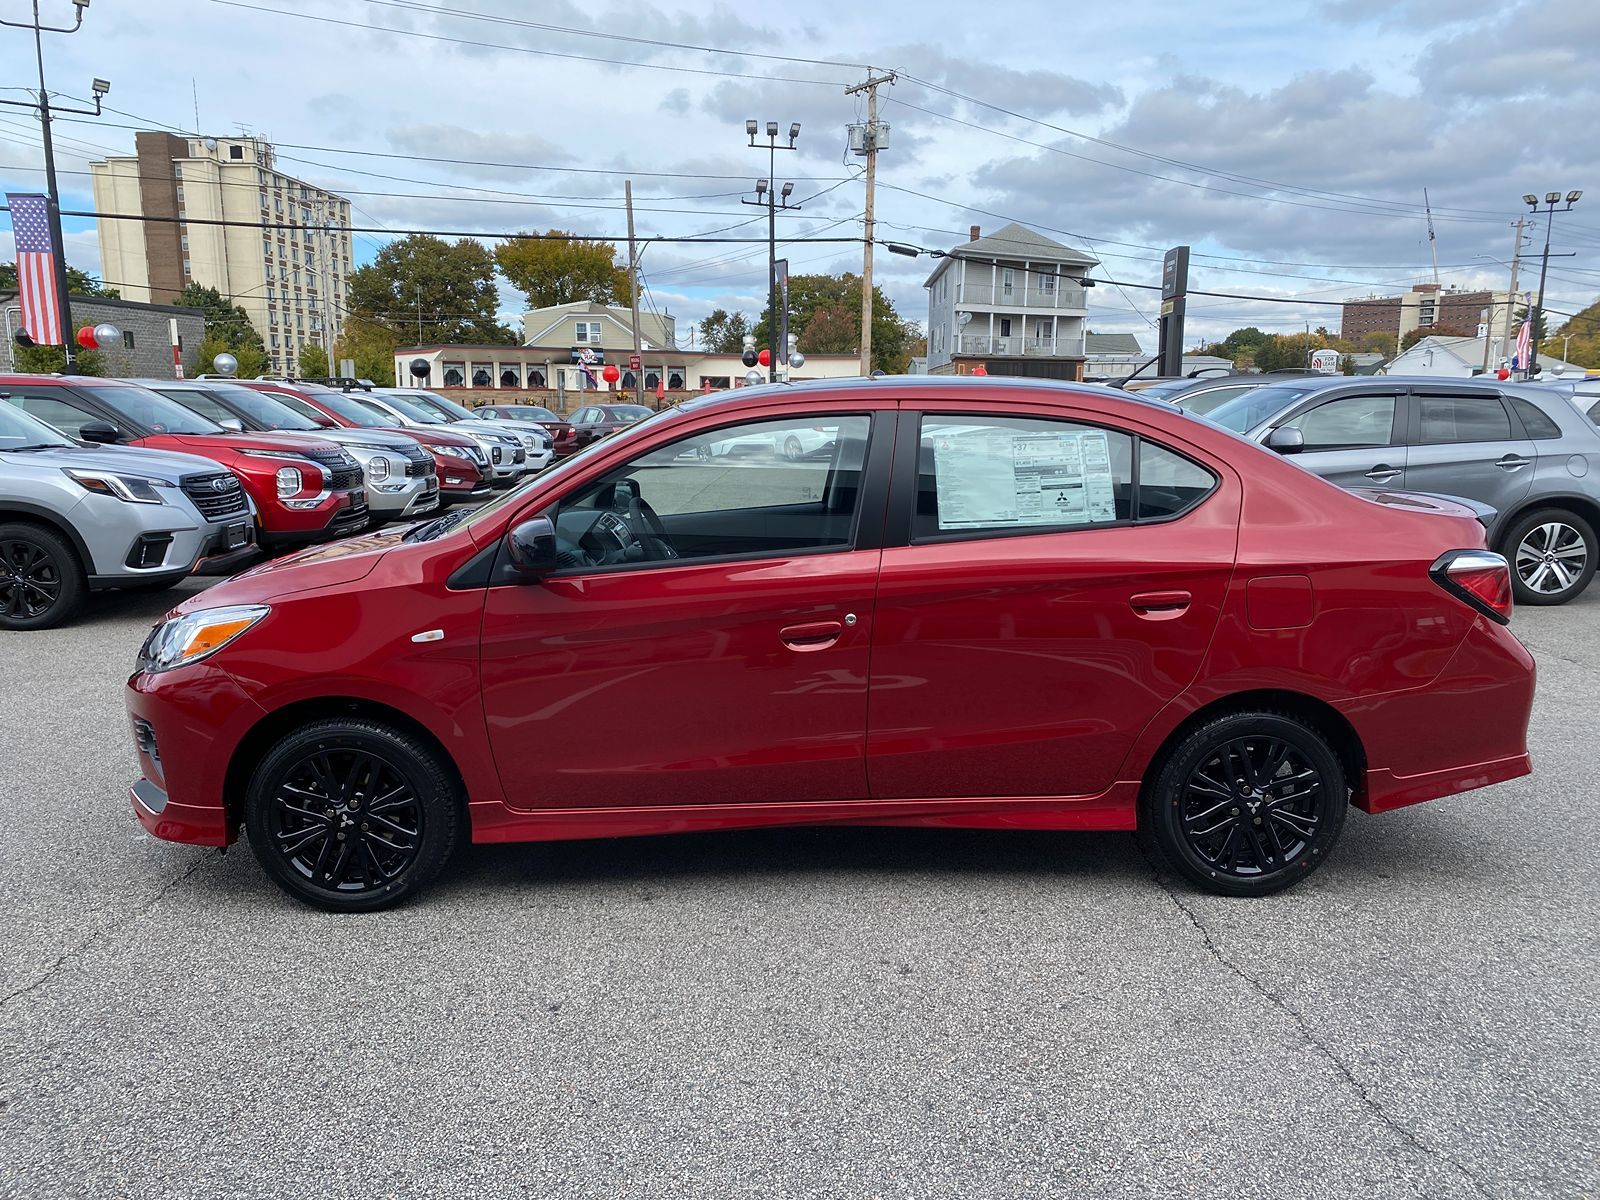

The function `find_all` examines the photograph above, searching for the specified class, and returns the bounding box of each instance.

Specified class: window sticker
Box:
[933,428,1117,530]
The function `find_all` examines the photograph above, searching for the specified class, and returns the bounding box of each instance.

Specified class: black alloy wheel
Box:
[1140,712,1347,897]
[245,719,462,911]
[0,522,86,631]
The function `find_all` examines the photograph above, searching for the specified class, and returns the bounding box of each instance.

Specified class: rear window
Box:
[1417,395,1512,444]
[1510,397,1562,439]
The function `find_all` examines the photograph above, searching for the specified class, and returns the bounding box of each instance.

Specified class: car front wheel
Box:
[245,718,463,911]
[1140,712,1348,897]
[1503,508,1596,606]
[0,521,86,631]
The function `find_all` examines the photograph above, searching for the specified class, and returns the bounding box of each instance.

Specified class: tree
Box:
[1400,323,1473,352]
[1546,295,1600,368]
[1360,331,1397,356]
[1201,326,1271,362]
[696,308,750,353]
[335,316,400,386]
[298,343,329,377]
[752,272,913,374]
[796,305,858,356]
[493,232,629,310]
[1513,304,1549,342]
[176,282,268,375]
[347,234,514,345]
[12,343,104,375]
[0,262,118,298]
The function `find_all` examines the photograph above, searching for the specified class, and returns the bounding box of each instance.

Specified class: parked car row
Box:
[0,375,557,630]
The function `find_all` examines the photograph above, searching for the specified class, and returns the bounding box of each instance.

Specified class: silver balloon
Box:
[743,369,763,386]
[92,322,121,347]
[788,351,806,369]
[212,352,239,376]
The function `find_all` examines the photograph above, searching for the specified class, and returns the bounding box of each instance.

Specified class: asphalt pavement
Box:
[1,580,1596,1199]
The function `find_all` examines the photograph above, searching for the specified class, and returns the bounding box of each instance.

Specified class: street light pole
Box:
[1,1,105,371]
[1523,189,1582,377]
[743,120,798,383]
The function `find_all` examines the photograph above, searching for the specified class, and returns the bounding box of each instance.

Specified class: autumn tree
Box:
[298,343,329,377]
[176,282,268,375]
[796,305,858,355]
[1547,296,1600,368]
[336,316,400,386]
[494,231,629,309]
[347,234,515,345]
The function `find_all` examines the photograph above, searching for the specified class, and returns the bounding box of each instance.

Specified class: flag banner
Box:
[7,193,63,345]
[1514,318,1532,370]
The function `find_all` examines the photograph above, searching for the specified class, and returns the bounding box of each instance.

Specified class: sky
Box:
[2,0,1598,353]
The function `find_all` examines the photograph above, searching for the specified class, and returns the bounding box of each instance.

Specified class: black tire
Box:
[1139,711,1348,897]
[1501,507,1596,606]
[244,718,464,912]
[0,520,86,631]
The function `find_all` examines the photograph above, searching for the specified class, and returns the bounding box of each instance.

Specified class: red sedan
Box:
[127,378,1534,911]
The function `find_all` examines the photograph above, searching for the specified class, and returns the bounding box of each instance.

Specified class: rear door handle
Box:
[1497,454,1533,470]
[1130,590,1192,618]
[780,620,844,651]
[1364,465,1402,482]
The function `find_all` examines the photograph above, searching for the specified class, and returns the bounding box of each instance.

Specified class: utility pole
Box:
[1424,189,1440,288]
[1,1,109,371]
[625,180,644,406]
[416,284,423,344]
[846,71,895,377]
[743,120,800,382]
[1501,218,1524,365]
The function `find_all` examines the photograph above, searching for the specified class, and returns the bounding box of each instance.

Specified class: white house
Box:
[925,223,1097,379]
[1385,335,1583,378]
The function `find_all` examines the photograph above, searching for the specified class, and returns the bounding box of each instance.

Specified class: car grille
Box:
[180,472,249,520]
[328,464,363,491]
[404,458,435,478]
[512,447,527,464]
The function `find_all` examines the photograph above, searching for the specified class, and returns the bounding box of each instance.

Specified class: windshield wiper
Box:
[401,507,469,543]
[3,443,70,451]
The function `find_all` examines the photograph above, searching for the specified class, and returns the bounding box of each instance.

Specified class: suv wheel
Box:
[1503,508,1596,606]
[0,521,86,631]
[1139,712,1348,897]
[244,719,463,912]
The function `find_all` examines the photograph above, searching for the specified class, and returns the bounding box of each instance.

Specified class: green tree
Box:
[1360,331,1397,356]
[752,272,911,374]
[1513,304,1549,342]
[347,234,514,345]
[335,317,400,386]
[1546,295,1600,368]
[192,331,265,379]
[298,343,329,377]
[493,231,629,309]
[176,282,268,375]
[1202,326,1271,361]
[796,304,858,355]
[0,261,118,298]
[696,308,750,353]
[12,343,104,375]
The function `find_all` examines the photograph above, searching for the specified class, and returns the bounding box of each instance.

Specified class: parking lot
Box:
[1,582,1595,1199]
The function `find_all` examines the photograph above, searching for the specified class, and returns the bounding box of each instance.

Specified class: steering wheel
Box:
[625,493,678,560]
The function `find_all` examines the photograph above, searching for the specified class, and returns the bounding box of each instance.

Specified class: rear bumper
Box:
[1361,753,1532,814]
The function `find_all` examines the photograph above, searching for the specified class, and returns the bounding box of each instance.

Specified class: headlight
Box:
[367,454,392,482]
[62,468,167,504]
[423,443,468,458]
[276,466,302,497]
[140,605,269,673]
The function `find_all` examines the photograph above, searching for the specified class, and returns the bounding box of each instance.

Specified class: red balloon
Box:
[1496,368,1510,380]
[601,363,620,384]
[76,326,98,349]
[757,348,771,366]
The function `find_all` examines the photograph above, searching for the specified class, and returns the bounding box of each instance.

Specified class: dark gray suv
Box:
[1204,376,1600,605]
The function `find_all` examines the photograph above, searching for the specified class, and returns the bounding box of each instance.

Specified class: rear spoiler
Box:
[1346,486,1496,529]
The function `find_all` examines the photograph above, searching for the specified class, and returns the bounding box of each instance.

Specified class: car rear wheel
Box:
[1140,712,1347,897]
[782,435,804,461]
[245,718,463,912]
[1503,508,1596,606]
[0,521,86,631]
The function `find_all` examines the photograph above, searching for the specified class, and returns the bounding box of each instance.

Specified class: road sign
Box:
[628,353,640,370]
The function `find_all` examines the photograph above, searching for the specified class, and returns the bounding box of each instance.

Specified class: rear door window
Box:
[1509,397,1562,440]
[1416,395,1513,444]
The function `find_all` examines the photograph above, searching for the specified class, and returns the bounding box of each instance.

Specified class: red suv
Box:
[127,378,1535,911]
[2,375,367,549]
[232,380,493,505]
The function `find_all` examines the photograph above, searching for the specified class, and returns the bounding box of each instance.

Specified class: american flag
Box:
[7,194,62,345]
[1513,316,1532,370]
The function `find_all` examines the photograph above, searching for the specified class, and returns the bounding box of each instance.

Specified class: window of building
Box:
[471,364,492,387]
[182,259,191,275]
[999,317,1013,337]
[173,163,183,178]
[443,363,465,388]
[530,368,547,388]
[1038,271,1055,293]
[575,320,602,343]
[122,331,135,350]
[230,144,244,160]
[175,186,185,204]
[499,368,519,388]
[177,209,186,223]
[180,235,189,250]
[259,190,268,208]
[668,371,685,390]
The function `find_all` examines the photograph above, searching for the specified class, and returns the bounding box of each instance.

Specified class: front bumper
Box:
[258,489,369,546]
[365,472,441,521]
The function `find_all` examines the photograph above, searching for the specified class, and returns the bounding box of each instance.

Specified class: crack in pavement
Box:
[1141,849,1500,1200]
[0,855,213,1012]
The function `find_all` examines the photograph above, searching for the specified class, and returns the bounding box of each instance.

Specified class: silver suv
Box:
[1203,376,1600,605]
[0,401,256,630]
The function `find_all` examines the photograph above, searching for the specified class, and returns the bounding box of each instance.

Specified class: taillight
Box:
[1431,549,1513,624]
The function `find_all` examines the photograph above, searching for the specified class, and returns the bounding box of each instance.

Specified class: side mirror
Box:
[505,516,558,579]
[78,419,121,444]
[1264,426,1305,455]
[218,416,244,432]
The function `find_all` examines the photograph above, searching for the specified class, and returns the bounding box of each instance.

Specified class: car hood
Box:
[466,416,551,437]
[450,419,538,441]
[393,426,479,448]
[176,526,410,610]
[304,427,418,451]
[1,441,229,480]
[159,431,342,459]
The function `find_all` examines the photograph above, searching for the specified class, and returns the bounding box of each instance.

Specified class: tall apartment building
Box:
[1340,283,1514,344]
[90,133,354,377]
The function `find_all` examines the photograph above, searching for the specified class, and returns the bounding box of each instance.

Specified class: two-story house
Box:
[925,223,1097,379]
[520,301,676,356]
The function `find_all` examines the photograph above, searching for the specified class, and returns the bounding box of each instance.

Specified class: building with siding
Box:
[0,293,205,378]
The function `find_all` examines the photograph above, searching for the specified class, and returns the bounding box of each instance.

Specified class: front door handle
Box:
[1497,454,1533,471]
[1364,465,1402,482]
[780,620,843,652]
[1130,590,1192,618]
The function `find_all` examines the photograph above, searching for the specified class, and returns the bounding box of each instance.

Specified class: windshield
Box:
[78,384,223,435]
[607,405,653,421]
[400,390,476,421]
[311,390,397,427]
[203,383,323,431]
[1204,384,1320,433]
[371,391,446,424]
[0,401,75,449]
[404,405,684,542]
